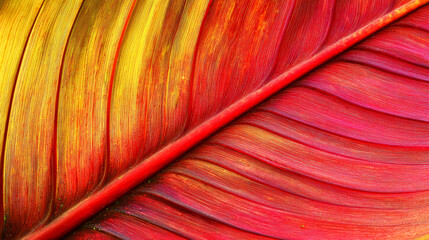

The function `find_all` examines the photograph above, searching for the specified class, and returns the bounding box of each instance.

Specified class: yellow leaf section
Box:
[109,0,171,178]
[56,0,135,216]
[415,234,429,240]
[109,0,210,179]
[2,0,83,238]
[133,0,187,151]
[164,0,212,144]
[0,3,44,229]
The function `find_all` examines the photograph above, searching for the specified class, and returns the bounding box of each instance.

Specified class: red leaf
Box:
[0,0,427,239]
[68,4,429,240]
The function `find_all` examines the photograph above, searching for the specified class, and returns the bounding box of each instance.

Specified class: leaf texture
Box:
[0,0,427,239]
[69,5,429,240]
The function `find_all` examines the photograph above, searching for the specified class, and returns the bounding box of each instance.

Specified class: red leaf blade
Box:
[68,5,429,240]
[1,0,426,239]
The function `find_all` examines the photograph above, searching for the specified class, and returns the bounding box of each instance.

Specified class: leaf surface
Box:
[0,0,427,239]
[69,5,429,239]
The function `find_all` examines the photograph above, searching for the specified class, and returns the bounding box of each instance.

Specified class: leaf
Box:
[68,5,429,239]
[0,0,427,239]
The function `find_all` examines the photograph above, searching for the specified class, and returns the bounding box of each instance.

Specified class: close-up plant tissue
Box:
[0,0,428,239]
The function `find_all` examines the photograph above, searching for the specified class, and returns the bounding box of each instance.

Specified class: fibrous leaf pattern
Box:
[0,0,427,239]
[70,5,429,240]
